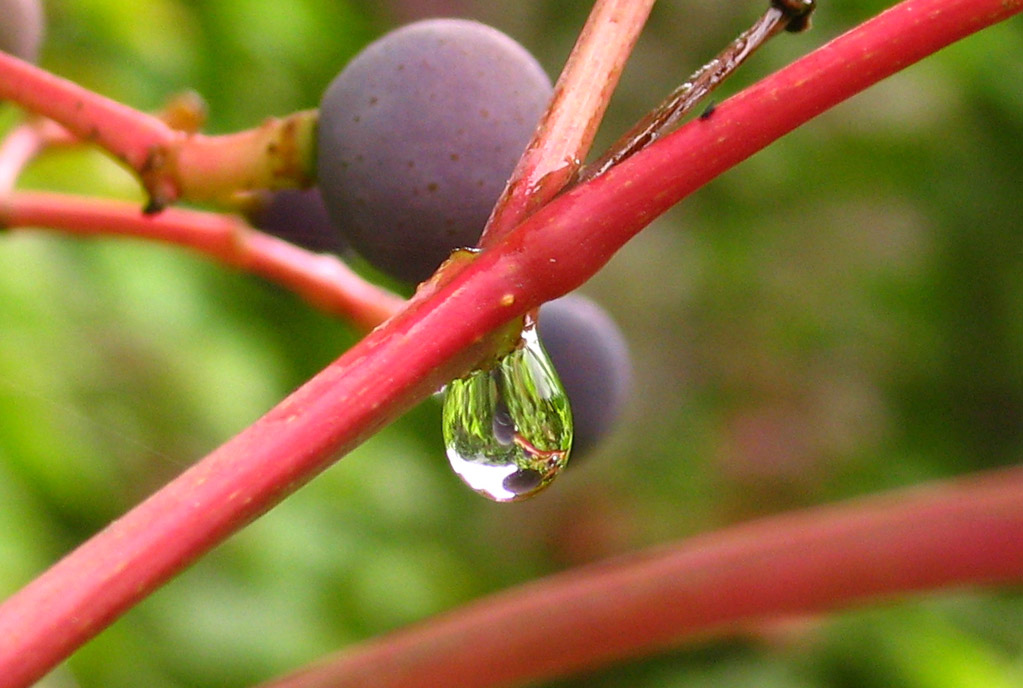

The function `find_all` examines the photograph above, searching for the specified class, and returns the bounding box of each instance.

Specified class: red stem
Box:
[256,466,1023,688]
[0,192,404,330]
[479,0,655,246]
[0,52,317,206]
[0,51,177,173]
[0,0,1019,686]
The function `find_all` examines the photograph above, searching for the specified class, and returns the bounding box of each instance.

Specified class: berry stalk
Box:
[578,0,814,182]
[0,0,1018,685]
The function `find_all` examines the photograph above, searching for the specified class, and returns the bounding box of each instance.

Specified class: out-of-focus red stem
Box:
[0,118,87,195]
[479,0,655,247]
[0,192,404,330]
[0,122,45,194]
[257,466,1023,688]
[0,0,1019,686]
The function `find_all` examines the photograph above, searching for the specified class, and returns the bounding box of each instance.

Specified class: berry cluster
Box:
[309,19,633,458]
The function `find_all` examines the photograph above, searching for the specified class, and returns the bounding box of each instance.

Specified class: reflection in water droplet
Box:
[492,396,516,445]
[442,324,573,502]
[503,467,544,494]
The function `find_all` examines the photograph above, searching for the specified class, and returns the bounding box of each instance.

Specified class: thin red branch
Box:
[0,52,316,207]
[479,0,655,247]
[0,51,177,175]
[0,0,1019,686]
[0,192,404,330]
[256,466,1023,688]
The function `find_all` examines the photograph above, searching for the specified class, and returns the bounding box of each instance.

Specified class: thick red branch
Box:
[256,466,1023,688]
[0,0,1019,686]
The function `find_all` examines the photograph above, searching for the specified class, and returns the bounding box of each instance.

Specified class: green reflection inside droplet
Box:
[442,325,573,502]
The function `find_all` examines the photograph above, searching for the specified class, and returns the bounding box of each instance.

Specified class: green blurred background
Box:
[1,1,1022,686]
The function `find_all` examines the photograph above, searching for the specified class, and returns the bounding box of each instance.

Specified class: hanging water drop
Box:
[442,324,572,502]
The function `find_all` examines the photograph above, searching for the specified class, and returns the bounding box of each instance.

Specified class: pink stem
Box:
[0,0,1019,685]
[0,52,316,207]
[479,0,655,246]
[0,51,177,174]
[256,466,1023,688]
[0,192,404,330]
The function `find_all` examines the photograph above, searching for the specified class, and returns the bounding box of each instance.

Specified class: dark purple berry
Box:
[0,0,44,63]
[316,18,552,283]
[538,294,633,458]
[249,188,347,255]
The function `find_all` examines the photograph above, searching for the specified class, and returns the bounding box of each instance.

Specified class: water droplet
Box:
[442,324,572,502]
